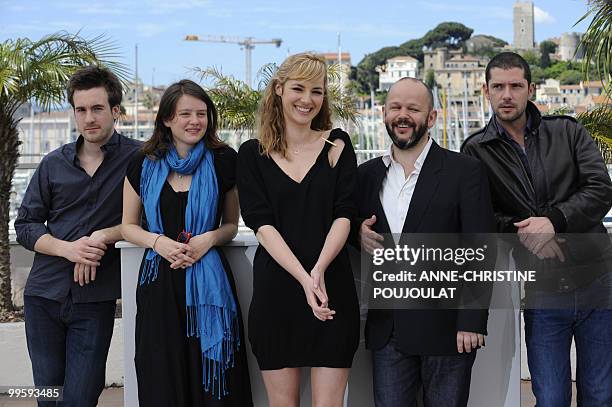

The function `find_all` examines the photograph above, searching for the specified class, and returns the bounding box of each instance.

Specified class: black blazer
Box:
[357,141,496,355]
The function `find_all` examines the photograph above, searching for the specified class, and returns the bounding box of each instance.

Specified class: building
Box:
[433,55,487,97]
[513,1,535,50]
[559,32,585,62]
[423,48,491,142]
[376,55,419,91]
[536,78,563,106]
[424,47,463,72]
[537,79,606,111]
[17,110,76,162]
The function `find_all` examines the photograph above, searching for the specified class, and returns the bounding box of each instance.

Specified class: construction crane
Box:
[185,35,282,88]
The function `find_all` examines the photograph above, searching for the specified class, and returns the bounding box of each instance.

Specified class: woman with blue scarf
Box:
[122,80,252,406]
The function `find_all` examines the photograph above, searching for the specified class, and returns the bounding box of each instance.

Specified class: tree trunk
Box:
[0,113,21,312]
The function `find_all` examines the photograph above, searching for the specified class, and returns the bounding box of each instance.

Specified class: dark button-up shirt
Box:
[494,113,533,181]
[493,112,564,229]
[15,131,141,303]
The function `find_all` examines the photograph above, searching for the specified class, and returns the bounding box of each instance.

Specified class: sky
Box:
[0,0,593,88]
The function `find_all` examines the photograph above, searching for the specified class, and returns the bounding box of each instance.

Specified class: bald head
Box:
[386,77,434,110]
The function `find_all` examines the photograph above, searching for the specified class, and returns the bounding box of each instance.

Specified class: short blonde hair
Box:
[257,52,332,157]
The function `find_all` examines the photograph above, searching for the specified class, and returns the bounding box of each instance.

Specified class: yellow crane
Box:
[185,35,282,88]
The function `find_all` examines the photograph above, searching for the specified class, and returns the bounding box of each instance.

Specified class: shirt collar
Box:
[382,136,433,171]
[69,130,120,166]
[494,110,532,141]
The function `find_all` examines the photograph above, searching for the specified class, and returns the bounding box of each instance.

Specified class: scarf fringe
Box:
[187,304,240,399]
[139,252,160,285]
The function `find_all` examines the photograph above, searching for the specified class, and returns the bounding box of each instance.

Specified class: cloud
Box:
[534,6,555,24]
[416,2,511,20]
[0,22,48,33]
[55,0,132,15]
[135,23,172,37]
[263,21,416,39]
[147,0,211,14]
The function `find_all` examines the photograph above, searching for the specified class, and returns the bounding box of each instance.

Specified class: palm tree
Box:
[193,62,359,140]
[576,0,612,163]
[0,31,128,312]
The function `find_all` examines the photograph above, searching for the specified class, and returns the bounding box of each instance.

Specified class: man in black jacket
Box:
[462,52,612,407]
[357,78,496,407]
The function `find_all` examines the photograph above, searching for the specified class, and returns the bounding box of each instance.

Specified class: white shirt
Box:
[379,137,433,239]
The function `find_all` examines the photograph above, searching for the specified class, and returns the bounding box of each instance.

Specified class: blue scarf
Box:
[139,141,239,398]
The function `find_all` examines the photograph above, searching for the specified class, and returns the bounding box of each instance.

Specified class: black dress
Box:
[236,129,360,370]
[126,147,253,407]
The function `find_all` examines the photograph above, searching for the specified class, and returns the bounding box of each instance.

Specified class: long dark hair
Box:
[142,79,225,158]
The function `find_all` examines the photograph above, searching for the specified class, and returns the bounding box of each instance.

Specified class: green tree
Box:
[558,69,583,85]
[530,66,546,84]
[0,32,127,312]
[544,61,571,79]
[539,40,557,68]
[575,0,612,162]
[521,50,540,66]
[425,69,436,89]
[422,22,473,49]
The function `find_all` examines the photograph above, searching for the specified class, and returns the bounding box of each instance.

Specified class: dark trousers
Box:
[524,308,612,407]
[24,295,116,407]
[524,273,612,407]
[372,331,476,407]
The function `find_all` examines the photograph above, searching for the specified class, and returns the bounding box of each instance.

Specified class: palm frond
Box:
[255,63,278,91]
[0,31,128,114]
[576,0,612,96]
[577,104,612,163]
[193,67,260,130]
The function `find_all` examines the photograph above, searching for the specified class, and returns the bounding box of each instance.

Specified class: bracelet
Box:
[152,234,163,251]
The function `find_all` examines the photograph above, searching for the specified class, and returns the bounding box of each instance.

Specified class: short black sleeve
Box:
[213,146,237,193]
[237,139,276,233]
[126,150,146,196]
[329,129,358,221]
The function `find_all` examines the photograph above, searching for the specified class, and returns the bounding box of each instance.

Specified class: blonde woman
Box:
[237,53,359,406]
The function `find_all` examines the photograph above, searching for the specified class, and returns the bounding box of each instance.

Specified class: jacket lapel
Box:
[402,142,443,233]
[370,158,392,234]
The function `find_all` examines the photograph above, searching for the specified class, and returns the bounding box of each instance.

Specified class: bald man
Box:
[356,78,496,407]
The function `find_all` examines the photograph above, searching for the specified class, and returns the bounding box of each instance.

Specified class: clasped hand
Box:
[514,217,565,262]
[155,233,214,269]
[302,266,335,322]
[68,231,108,286]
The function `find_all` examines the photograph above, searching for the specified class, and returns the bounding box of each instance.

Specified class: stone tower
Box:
[513,1,535,49]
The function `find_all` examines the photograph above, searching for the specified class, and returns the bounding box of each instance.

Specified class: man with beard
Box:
[462,52,612,406]
[356,77,495,407]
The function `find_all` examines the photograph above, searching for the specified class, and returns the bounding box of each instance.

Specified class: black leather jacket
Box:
[462,101,612,235]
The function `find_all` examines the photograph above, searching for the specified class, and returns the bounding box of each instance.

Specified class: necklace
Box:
[290,136,337,155]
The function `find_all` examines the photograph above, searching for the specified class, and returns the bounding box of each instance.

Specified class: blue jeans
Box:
[24,295,116,407]
[524,275,612,407]
[372,331,476,407]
